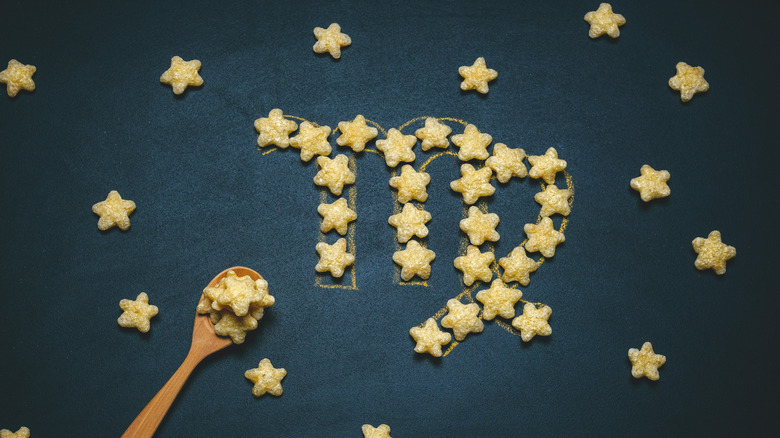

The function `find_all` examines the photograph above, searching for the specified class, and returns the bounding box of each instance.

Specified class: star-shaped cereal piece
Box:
[628,342,666,381]
[214,310,258,344]
[290,121,332,161]
[453,245,495,286]
[362,424,392,438]
[393,240,436,281]
[315,238,355,277]
[584,3,626,39]
[511,303,552,342]
[414,117,452,151]
[459,57,498,94]
[254,108,298,149]
[460,206,500,245]
[318,198,357,235]
[0,60,36,97]
[534,184,572,217]
[388,203,432,243]
[524,217,565,258]
[389,165,431,203]
[410,317,451,357]
[630,165,670,202]
[476,279,523,320]
[668,62,709,102]
[314,154,355,196]
[692,230,736,275]
[499,246,538,286]
[485,143,527,183]
[451,124,492,162]
[337,115,378,152]
[376,128,417,167]
[203,270,274,317]
[441,299,484,341]
[0,427,30,438]
[92,190,136,231]
[528,147,567,184]
[159,56,203,95]
[313,23,351,59]
[245,358,287,397]
[450,164,495,205]
[117,292,159,333]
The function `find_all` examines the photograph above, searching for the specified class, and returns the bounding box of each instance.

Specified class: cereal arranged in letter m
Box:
[440,299,484,341]
[92,190,136,231]
[389,165,431,203]
[337,115,378,152]
[511,303,552,342]
[255,108,298,148]
[410,318,451,357]
[314,154,356,196]
[393,240,436,281]
[160,56,203,95]
[0,59,36,97]
[315,238,355,277]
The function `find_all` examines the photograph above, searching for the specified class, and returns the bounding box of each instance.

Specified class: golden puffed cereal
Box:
[524,217,565,258]
[337,115,378,152]
[476,279,523,320]
[458,57,497,94]
[692,230,736,275]
[414,117,452,151]
[245,358,287,397]
[388,203,432,243]
[290,121,332,161]
[160,56,203,95]
[460,206,500,246]
[203,270,274,317]
[314,154,356,196]
[92,190,136,231]
[393,240,436,281]
[630,165,670,202]
[313,23,351,59]
[441,299,484,341]
[214,310,258,344]
[668,62,709,102]
[534,184,572,217]
[451,124,492,162]
[511,303,552,342]
[499,246,538,286]
[316,238,355,277]
[362,424,392,438]
[584,3,626,38]
[628,342,666,381]
[453,245,495,286]
[0,60,36,97]
[389,164,431,203]
[254,108,298,148]
[318,197,357,235]
[410,317,451,357]
[0,427,30,438]
[117,292,158,333]
[528,147,567,184]
[450,164,495,205]
[485,143,527,183]
[376,128,417,167]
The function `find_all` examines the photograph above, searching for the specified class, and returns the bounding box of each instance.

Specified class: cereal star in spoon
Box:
[630,165,670,202]
[499,246,538,286]
[389,165,431,203]
[524,217,565,258]
[668,62,709,102]
[485,143,527,183]
[414,117,452,151]
[511,303,552,342]
[290,121,332,161]
[393,240,436,281]
[476,278,523,320]
[410,317,451,357]
[459,57,498,94]
[337,114,378,152]
[314,154,355,196]
[451,124,492,161]
[628,342,666,381]
[692,230,736,275]
[92,190,136,231]
[388,203,432,243]
[318,198,357,235]
[441,299,484,341]
[313,23,351,59]
[117,292,159,333]
[160,56,203,95]
[450,164,495,205]
[454,245,495,286]
[0,59,36,97]
[254,108,298,148]
[584,3,626,38]
[315,238,355,277]
[245,358,287,397]
[376,128,417,167]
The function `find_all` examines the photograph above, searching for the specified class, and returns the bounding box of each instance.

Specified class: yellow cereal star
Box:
[0,60,36,97]
[0,427,30,438]
[376,128,417,167]
[159,56,203,95]
[485,143,527,183]
[441,298,484,341]
[245,358,287,397]
[117,292,159,333]
[316,238,355,278]
[450,164,495,205]
[668,62,709,102]
[454,245,495,286]
[451,124,493,161]
[459,57,498,94]
[476,278,523,320]
[362,424,392,438]
[499,246,539,286]
[460,206,500,246]
[628,342,666,381]
[92,190,136,231]
[203,270,274,317]
[389,164,431,203]
[410,317,451,357]
[584,3,626,39]
[388,203,432,243]
[630,165,670,202]
[524,217,565,258]
[528,147,567,184]
[692,230,736,275]
[414,117,452,151]
[393,240,436,281]
[337,114,378,152]
[214,310,258,344]
[314,154,356,196]
[313,23,351,59]
[290,121,332,161]
[534,184,572,217]
[318,197,357,235]
[254,108,299,148]
[511,303,552,342]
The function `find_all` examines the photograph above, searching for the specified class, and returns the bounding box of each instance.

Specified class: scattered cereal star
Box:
[534,184,572,217]
[692,230,736,275]
[92,190,136,231]
[388,203,432,243]
[414,117,452,151]
[528,147,567,184]
[159,56,203,95]
[389,164,431,203]
[0,60,36,97]
[254,108,298,149]
[117,292,159,333]
[460,206,500,245]
[0,427,30,438]
[362,424,392,438]
[337,114,378,152]
[410,317,451,357]
[454,245,495,286]
[628,342,666,381]
[630,165,670,202]
[315,238,355,278]
[451,124,492,162]
[485,143,527,183]
[476,278,523,320]
[669,62,709,102]
[245,358,287,397]
[393,240,436,281]
[441,298,484,341]
[584,3,626,39]
[290,121,332,161]
[499,246,538,286]
[376,128,417,167]
[459,57,498,94]
[450,164,495,205]
[203,270,274,317]
[214,310,258,344]
[318,198,357,235]
[313,23,351,59]
[524,217,565,258]
[511,303,552,342]
[314,154,355,196]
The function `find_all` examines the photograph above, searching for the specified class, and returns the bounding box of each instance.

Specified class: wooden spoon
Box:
[121,266,262,438]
